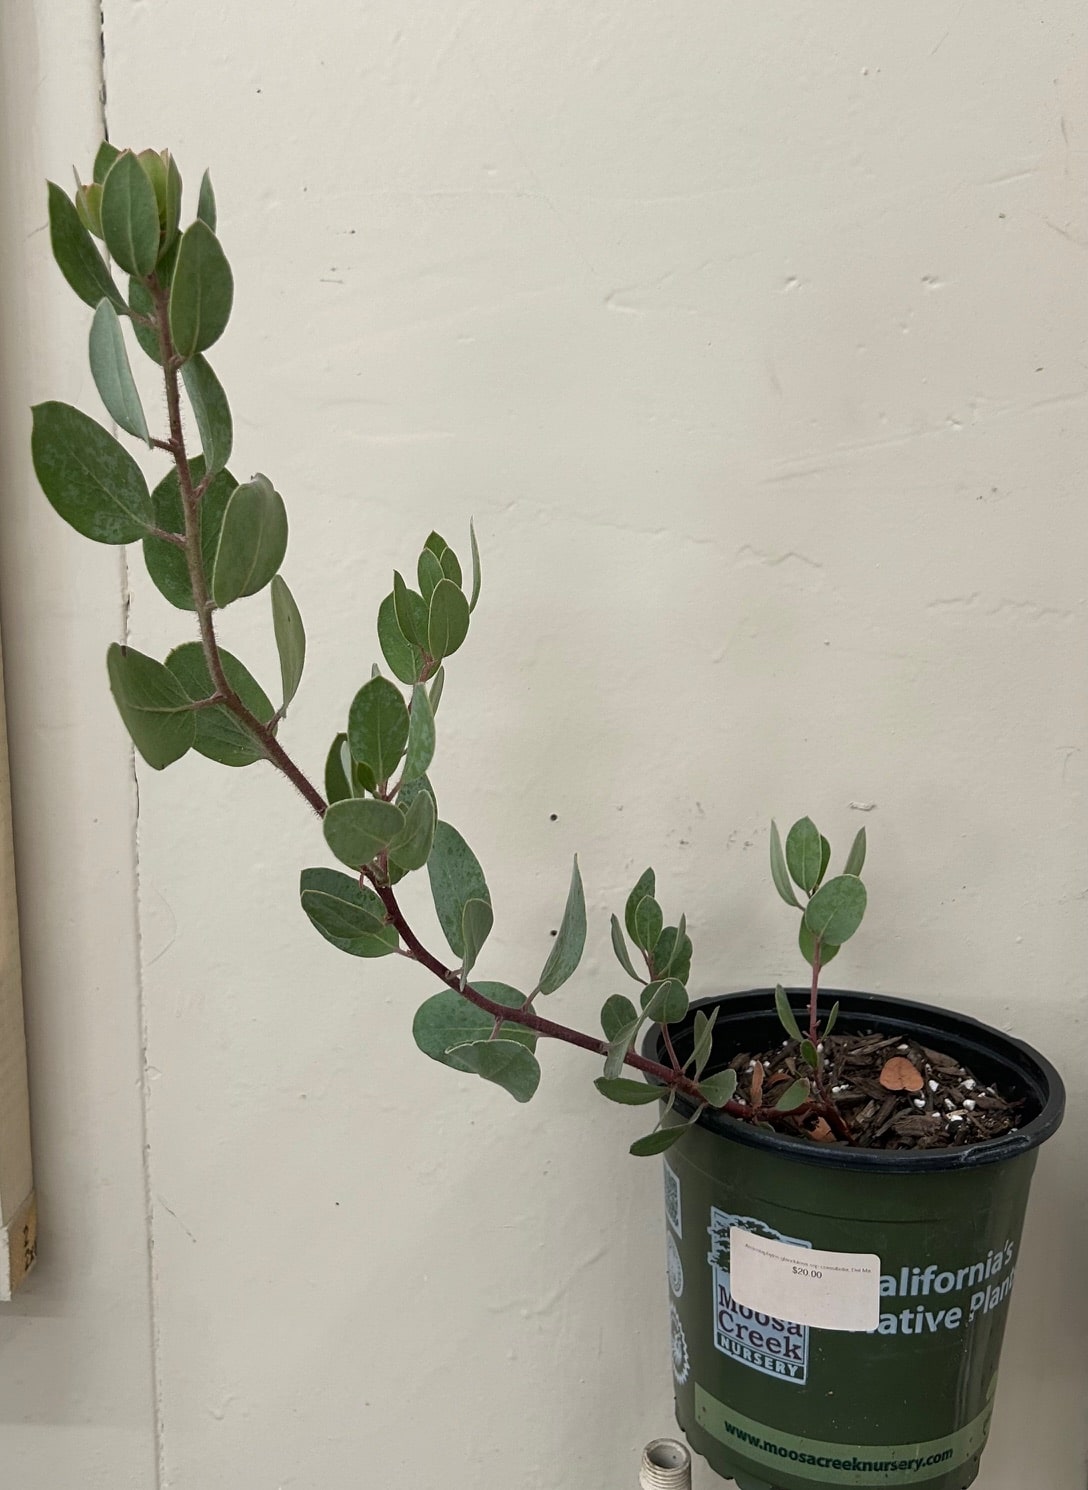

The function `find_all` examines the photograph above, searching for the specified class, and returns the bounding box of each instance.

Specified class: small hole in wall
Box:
[549,813,558,821]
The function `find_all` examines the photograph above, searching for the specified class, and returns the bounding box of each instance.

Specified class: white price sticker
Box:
[729,1227,880,1333]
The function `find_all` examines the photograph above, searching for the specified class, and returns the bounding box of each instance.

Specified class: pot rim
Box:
[639,987,1065,1174]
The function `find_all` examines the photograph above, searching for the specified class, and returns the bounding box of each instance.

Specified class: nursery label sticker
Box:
[730,1227,881,1333]
[708,1210,811,1384]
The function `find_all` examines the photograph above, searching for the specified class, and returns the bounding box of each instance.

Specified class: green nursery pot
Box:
[641,990,1064,1490]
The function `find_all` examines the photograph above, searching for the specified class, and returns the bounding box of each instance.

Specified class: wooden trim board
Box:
[0,624,34,1298]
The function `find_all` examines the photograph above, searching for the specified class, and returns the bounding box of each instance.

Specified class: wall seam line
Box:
[97,2,167,1484]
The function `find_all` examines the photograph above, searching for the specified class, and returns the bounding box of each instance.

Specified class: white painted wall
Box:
[2,3,1086,1487]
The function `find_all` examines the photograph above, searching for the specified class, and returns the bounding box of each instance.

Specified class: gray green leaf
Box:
[609,915,641,982]
[804,874,867,946]
[641,978,689,1025]
[603,1025,639,1080]
[93,143,121,185]
[88,300,150,443]
[770,820,801,909]
[786,817,823,895]
[388,784,436,872]
[210,473,288,607]
[196,169,217,231]
[347,676,409,784]
[427,578,470,662]
[798,921,840,968]
[392,571,428,648]
[100,150,160,278]
[322,798,404,868]
[165,641,274,767]
[594,1077,660,1106]
[533,856,586,996]
[48,181,128,315]
[181,354,232,476]
[632,894,663,955]
[468,518,481,612]
[402,684,435,783]
[142,461,235,609]
[299,867,397,957]
[169,220,234,357]
[630,1125,687,1158]
[697,1068,738,1108]
[460,898,494,984]
[106,643,195,769]
[824,1000,841,1038]
[774,1077,811,1112]
[427,820,490,959]
[32,401,153,543]
[377,592,422,684]
[690,1007,719,1079]
[600,993,639,1041]
[412,984,534,1072]
[417,547,444,602]
[650,925,692,985]
[428,667,445,716]
[774,984,803,1042]
[444,1039,541,1103]
[270,575,305,714]
[843,826,867,879]
[625,867,655,943]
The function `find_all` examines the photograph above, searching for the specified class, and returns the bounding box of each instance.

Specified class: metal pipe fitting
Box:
[640,1438,692,1490]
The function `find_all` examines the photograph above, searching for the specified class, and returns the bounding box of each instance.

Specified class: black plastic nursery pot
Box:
[642,989,1064,1490]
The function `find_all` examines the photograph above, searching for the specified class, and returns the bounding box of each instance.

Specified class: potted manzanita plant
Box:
[32,145,1064,1490]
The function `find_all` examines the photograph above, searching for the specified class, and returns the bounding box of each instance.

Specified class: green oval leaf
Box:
[804,874,867,946]
[843,826,867,879]
[270,575,305,714]
[774,1077,811,1113]
[32,401,153,543]
[444,1038,540,1103]
[388,786,436,872]
[600,993,639,1041]
[165,642,274,767]
[816,835,831,890]
[93,143,121,185]
[650,924,692,985]
[594,1077,660,1106]
[412,984,534,1071]
[89,300,150,443]
[106,643,195,769]
[630,1125,687,1158]
[641,978,689,1025]
[401,684,435,784]
[468,518,481,612]
[299,867,397,957]
[774,984,803,1042]
[196,169,217,231]
[769,820,801,909]
[377,592,422,684]
[181,354,232,476]
[460,897,494,984]
[533,856,586,996]
[210,473,288,607]
[690,1007,719,1079]
[426,578,470,662]
[47,182,127,312]
[100,150,160,277]
[786,817,823,895]
[427,820,490,959]
[142,461,235,610]
[392,571,428,648]
[417,547,444,602]
[169,221,234,357]
[322,798,404,868]
[633,894,663,955]
[347,677,409,784]
[324,732,352,805]
[424,531,462,588]
[428,667,445,716]
[609,915,641,982]
[799,921,840,968]
[697,1068,738,1109]
[824,1000,841,1038]
[800,1039,819,1069]
[625,867,655,943]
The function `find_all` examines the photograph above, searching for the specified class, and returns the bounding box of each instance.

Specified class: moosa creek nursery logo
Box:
[708,1210,811,1384]
[709,1208,1019,1389]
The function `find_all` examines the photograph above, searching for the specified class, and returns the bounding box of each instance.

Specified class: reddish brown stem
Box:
[149,280,326,819]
